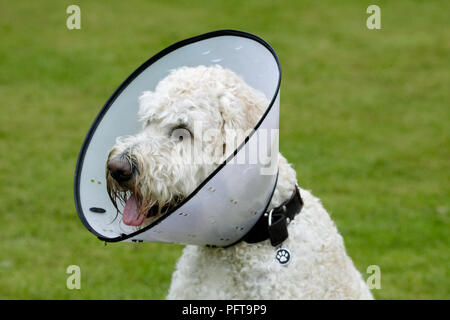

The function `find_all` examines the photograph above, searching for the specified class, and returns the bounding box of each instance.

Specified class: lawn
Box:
[0,0,448,299]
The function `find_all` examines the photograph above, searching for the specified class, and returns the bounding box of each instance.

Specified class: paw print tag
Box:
[275,248,291,266]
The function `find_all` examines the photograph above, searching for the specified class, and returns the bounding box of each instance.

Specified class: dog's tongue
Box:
[123,195,146,226]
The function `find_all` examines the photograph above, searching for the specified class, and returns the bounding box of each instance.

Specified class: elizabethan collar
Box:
[74,30,281,247]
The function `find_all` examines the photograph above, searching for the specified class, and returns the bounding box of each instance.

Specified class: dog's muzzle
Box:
[74,30,282,247]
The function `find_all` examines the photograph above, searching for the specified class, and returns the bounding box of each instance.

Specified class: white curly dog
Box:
[106,65,373,299]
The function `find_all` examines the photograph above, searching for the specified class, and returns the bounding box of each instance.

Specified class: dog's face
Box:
[106,65,267,227]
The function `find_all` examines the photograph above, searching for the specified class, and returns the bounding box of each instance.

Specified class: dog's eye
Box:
[170,126,192,142]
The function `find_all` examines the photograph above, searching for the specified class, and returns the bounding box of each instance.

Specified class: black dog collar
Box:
[243,185,303,246]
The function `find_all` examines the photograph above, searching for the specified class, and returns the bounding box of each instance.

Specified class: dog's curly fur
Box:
[168,155,373,299]
[107,65,373,299]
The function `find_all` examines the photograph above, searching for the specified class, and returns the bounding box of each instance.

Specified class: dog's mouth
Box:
[122,194,145,226]
[121,193,180,227]
[106,161,182,227]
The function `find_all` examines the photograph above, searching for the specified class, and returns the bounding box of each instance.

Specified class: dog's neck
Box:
[236,153,300,246]
[267,154,298,211]
[197,154,298,257]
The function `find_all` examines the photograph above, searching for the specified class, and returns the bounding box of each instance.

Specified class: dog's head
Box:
[106,65,267,227]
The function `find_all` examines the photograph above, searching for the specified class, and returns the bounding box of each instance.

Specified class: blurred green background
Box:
[0,0,448,299]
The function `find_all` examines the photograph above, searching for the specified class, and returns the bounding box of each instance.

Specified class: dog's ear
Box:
[138,91,156,125]
[218,84,266,131]
[237,88,267,130]
[218,83,267,157]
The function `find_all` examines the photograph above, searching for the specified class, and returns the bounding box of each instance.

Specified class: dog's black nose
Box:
[107,157,133,183]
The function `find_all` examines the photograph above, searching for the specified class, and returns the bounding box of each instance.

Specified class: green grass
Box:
[0,0,448,299]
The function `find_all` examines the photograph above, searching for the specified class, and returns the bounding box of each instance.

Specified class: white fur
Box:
[167,155,373,299]
[108,65,373,299]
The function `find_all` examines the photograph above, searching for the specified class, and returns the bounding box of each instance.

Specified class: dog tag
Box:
[275,248,291,266]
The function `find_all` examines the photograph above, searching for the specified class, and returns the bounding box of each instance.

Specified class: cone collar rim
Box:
[74,29,281,243]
